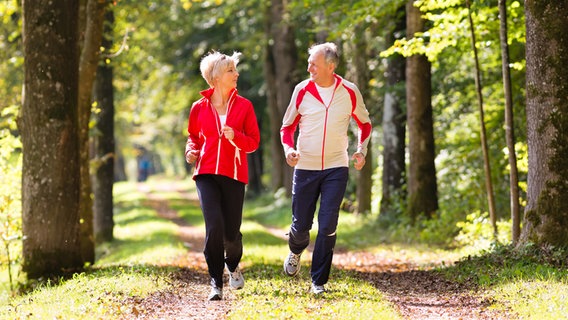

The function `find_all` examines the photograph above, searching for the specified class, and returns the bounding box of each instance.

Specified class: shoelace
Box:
[288,254,299,266]
[230,270,241,281]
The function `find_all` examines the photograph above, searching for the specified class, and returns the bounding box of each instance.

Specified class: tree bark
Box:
[20,0,82,278]
[498,0,521,244]
[93,8,115,244]
[406,0,438,220]
[265,0,298,196]
[343,28,373,215]
[466,0,498,237]
[380,7,407,220]
[520,0,568,247]
[78,0,107,264]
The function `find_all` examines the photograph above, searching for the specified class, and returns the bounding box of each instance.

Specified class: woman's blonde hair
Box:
[200,50,242,87]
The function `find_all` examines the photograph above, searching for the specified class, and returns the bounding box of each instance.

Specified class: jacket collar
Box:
[306,74,343,104]
[199,87,238,100]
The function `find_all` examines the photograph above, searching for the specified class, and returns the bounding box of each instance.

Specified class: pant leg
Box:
[195,175,225,288]
[288,169,321,254]
[311,167,348,286]
[218,175,245,272]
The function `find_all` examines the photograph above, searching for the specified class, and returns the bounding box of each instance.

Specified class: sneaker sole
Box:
[230,282,244,289]
[283,263,301,276]
[208,294,222,301]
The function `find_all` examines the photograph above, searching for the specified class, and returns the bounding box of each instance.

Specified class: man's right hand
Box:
[286,149,300,167]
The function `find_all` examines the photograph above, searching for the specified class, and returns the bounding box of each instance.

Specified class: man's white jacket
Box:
[280,74,372,171]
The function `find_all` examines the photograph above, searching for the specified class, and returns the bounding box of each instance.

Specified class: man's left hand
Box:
[352,152,366,170]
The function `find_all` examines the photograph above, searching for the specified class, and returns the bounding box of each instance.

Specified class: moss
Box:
[23,249,83,279]
[524,1,568,247]
[525,209,540,226]
[534,186,568,246]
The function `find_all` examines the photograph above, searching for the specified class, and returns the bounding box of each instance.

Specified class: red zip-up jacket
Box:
[186,87,260,184]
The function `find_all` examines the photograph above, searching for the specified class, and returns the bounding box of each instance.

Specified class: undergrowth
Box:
[442,243,568,319]
[1,178,567,319]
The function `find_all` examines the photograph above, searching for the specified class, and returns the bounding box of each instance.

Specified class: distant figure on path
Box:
[280,42,372,295]
[185,50,260,301]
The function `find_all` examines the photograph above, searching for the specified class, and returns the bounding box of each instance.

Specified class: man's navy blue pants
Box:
[288,167,349,286]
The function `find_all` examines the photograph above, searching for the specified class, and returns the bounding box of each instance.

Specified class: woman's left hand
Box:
[222,125,234,140]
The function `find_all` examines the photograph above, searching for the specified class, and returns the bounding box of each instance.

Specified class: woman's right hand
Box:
[185,150,199,164]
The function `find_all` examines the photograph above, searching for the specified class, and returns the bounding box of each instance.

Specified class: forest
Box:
[1,0,568,319]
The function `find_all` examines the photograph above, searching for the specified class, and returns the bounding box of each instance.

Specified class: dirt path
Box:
[121,182,511,320]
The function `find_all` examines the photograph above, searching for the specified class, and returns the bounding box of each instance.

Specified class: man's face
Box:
[307,51,334,86]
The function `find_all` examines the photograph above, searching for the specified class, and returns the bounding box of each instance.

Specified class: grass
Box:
[2,265,174,319]
[230,266,401,319]
[0,180,186,319]
[441,244,568,319]
[1,176,568,319]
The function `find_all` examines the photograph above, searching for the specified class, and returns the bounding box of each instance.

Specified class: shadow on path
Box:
[129,181,513,320]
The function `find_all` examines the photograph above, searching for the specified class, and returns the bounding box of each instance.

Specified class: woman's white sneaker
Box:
[227,265,245,289]
[208,286,223,300]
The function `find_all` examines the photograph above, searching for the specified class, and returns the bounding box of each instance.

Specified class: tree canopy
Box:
[6,0,568,280]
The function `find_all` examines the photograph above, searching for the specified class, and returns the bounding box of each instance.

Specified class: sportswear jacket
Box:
[280,74,372,170]
[186,87,260,184]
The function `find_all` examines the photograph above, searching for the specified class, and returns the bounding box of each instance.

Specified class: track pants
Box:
[288,167,348,286]
[195,174,245,289]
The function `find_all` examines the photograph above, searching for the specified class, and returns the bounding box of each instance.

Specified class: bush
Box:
[0,128,23,294]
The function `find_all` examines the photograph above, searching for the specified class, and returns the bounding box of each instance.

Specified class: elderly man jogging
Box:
[280,42,372,294]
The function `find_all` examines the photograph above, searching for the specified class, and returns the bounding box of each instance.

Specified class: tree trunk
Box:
[380,7,407,220]
[93,8,115,244]
[247,150,263,197]
[78,0,107,264]
[520,0,568,247]
[265,0,298,196]
[466,0,498,237]
[114,146,128,181]
[498,0,521,244]
[343,28,373,215]
[406,0,438,220]
[20,0,82,278]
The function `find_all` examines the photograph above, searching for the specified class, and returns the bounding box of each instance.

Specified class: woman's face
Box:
[216,62,239,90]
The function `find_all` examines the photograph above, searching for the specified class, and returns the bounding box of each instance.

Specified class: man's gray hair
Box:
[308,42,339,66]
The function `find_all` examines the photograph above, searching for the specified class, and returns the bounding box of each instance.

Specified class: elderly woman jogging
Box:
[185,50,260,301]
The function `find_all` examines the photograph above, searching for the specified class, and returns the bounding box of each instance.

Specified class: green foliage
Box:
[242,188,292,229]
[0,0,22,116]
[3,0,532,248]
[447,242,568,285]
[376,0,528,227]
[111,0,269,179]
[454,211,511,248]
[0,124,22,296]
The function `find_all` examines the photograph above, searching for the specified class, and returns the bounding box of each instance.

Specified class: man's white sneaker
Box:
[227,265,245,289]
[208,286,222,301]
[283,251,302,276]
[311,283,325,295]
